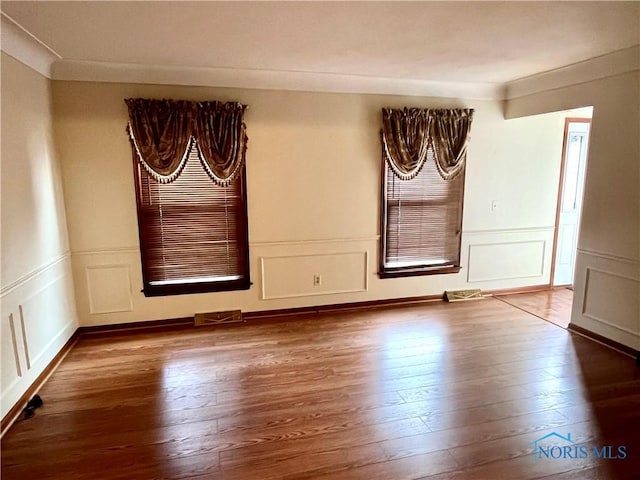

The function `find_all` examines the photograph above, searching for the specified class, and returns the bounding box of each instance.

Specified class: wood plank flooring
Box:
[2,297,638,479]
[495,288,574,328]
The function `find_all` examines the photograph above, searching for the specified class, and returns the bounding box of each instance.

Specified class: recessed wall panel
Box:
[583,268,640,335]
[261,252,368,300]
[86,265,133,314]
[467,240,546,283]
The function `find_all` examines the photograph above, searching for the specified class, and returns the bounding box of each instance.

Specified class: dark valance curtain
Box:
[125,98,248,185]
[381,108,432,180]
[382,107,474,181]
[125,99,194,183]
[194,102,248,185]
[431,109,474,180]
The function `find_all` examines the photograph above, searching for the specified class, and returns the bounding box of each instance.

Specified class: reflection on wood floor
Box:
[2,297,638,479]
[496,288,574,328]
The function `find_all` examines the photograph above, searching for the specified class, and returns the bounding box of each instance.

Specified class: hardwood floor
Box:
[495,288,574,328]
[2,298,638,479]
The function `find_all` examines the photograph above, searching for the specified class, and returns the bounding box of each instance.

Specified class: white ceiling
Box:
[2,1,639,96]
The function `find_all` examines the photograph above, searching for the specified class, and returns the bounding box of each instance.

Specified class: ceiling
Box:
[2,1,639,94]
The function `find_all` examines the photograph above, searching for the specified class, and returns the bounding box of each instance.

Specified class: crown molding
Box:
[0,13,59,78]
[0,12,501,100]
[504,45,640,100]
[2,9,637,102]
[51,60,504,100]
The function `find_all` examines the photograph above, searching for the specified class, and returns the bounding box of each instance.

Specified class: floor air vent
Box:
[444,289,483,302]
[194,310,243,326]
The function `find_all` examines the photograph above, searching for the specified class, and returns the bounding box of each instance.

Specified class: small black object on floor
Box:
[23,394,43,419]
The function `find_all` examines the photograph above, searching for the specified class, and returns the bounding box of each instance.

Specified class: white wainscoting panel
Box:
[86,265,133,314]
[571,249,640,350]
[1,314,22,400]
[71,242,376,326]
[20,275,73,366]
[467,240,546,283]
[582,268,640,336]
[70,230,559,325]
[261,251,368,300]
[1,255,78,419]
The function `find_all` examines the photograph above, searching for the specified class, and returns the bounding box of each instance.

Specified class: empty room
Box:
[1,1,639,479]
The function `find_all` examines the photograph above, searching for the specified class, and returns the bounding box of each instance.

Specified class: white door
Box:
[553,120,590,286]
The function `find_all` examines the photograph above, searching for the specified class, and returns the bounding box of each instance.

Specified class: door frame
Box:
[549,117,592,288]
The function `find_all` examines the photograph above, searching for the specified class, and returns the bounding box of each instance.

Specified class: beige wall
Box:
[507,71,640,350]
[1,53,78,417]
[52,80,574,326]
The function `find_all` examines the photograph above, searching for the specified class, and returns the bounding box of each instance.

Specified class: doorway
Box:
[552,118,591,287]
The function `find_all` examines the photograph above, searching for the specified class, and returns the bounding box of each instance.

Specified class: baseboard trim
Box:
[0,317,195,434]
[484,284,551,296]
[1,295,445,433]
[244,294,445,321]
[23,293,449,339]
[78,317,194,337]
[1,329,81,438]
[568,322,639,360]
[6,289,633,436]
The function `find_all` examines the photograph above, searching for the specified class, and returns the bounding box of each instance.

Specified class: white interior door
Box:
[553,120,590,286]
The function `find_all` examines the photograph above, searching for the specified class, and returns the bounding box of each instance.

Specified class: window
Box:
[134,148,250,296]
[380,150,464,278]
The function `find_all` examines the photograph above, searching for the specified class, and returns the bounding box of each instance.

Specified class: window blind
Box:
[134,148,250,296]
[381,151,464,276]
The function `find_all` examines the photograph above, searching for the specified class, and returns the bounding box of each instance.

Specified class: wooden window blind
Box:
[134,149,250,296]
[380,151,464,278]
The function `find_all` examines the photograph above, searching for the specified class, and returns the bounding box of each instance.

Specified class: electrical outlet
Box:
[313,274,322,286]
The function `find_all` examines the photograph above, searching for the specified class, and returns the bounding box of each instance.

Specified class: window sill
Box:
[142,278,251,297]
[378,265,461,279]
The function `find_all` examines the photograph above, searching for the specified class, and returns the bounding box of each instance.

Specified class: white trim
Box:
[8,314,22,378]
[581,268,640,337]
[18,306,31,371]
[582,267,640,291]
[51,59,504,100]
[580,316,640,338]
[251,236,379,247]
[260,288,369,302]
[577,248,640,266]
[71,239,380,254]
[0,253,70,297]
[42,46,640,101]
[467,272,544,284]
[260,251,370,261]
[363,250,370,292]
[505,45,640,100]
[462,226,555,236]
[71,247,139,256]
[0,13,59,78]
[2,11,638,101]
[260,257,267,300]
[19,274,67,307]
